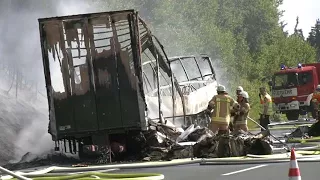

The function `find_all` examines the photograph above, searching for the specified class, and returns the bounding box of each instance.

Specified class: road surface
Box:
[2,120,315,179]
[117,162,318,180]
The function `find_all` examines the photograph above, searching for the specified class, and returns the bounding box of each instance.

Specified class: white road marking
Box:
[221,164,268,176]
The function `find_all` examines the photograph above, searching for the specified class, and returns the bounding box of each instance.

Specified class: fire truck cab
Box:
[271,63,320,120]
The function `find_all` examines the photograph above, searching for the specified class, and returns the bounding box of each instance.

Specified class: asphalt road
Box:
[116,162,319,180]
[2,120,315,179]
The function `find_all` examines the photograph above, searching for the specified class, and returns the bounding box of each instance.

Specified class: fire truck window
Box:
[274,73,298,88]
[298,71,312,85]
[274,75,287,87]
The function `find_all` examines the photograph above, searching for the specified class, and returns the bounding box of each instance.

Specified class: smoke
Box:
[211,59,232,92]
[5,0,140,162]
[0,0,111,163]
[0,0,226,164]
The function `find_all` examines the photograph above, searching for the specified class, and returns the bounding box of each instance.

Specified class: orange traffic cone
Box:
[289,148,301,180]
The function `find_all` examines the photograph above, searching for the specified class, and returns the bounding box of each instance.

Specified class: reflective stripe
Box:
[212,97,231,123]
[234,120,247,125]
[215,98,221,118]
[212,116,231,123]
[216,98,231,115]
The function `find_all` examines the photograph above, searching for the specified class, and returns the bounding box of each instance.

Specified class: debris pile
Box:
[4,123,274,170]
[308,120,320,137]
[285,126,310,138]
[140,122,273,161]
[286,121,320,138]
[2,152,81,171]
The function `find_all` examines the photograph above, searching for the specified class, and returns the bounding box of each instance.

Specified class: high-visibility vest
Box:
[209,94,236,124]
[260,93,273,115]
[312,91,320,108]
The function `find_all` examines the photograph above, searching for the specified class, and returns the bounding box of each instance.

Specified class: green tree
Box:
[294,17,304,39]
[307,19,320,61]
[95,0,317,125]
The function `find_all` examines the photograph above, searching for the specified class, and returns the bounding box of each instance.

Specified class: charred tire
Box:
[285,111,299,121]
[78,137,97,160]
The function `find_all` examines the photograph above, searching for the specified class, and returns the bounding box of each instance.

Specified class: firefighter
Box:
[233,91,250,132]
[206,85,238,135]
[228,86,244,131]
[236,86,244,103]
[259,87,273,131]
[311,85,320,121]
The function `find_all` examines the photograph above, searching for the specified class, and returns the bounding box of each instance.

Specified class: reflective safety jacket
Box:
[312,91,320,108]
[208,94,237,124]
[260,93,273,115]
[234,102,250,125]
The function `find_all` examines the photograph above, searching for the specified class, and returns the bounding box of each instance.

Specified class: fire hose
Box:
[1,117,318,179]
[4,172,165,180]
[0,167,30,180]
[247,116,291,152]
[3,152,320,180]
[2,148,320,180]
[0,165,166,180]
[0,169,164,180]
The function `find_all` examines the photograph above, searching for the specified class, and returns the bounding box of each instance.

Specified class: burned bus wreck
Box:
[142,55,217,128]
[38,10,189,160]
[38,10,272,162]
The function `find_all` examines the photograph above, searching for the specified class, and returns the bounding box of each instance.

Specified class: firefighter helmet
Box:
[217,85,226,92]
[240,91,249,99]
[260,87,266,90]
[236,86,243,91]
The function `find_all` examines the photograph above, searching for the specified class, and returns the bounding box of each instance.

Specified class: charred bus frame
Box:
[142,55,217,127]
[38,10,187,160]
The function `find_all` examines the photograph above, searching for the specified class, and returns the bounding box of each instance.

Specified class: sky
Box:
[280,0,320,37]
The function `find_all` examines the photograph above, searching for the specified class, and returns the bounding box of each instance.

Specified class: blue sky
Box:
[280,0,320,37]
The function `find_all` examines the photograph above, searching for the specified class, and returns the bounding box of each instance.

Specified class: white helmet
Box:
[317,85,320,90]
[240,91,249,99]
[236,86,243,91]
[217,85,226,92]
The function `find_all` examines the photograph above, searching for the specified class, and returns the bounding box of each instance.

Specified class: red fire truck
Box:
[270,63,320,120]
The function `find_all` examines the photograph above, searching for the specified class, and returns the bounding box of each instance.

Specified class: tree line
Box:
[5,0,320,123]
[94,0,320,123]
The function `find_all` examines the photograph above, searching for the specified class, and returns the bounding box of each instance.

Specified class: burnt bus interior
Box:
[142,55,217,127]
[38,10,186,159]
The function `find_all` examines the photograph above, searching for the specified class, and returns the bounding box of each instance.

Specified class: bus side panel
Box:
[72,93,98,132]
[117,51,143,128]
[71,65,99,133]
[54,98,76,134]
[93,55,123,130]
[116,14,145,129]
